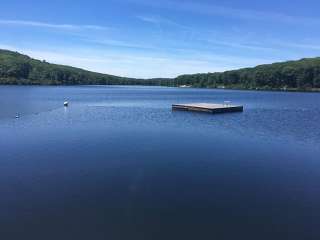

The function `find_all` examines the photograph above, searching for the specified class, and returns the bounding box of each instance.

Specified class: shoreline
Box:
[1,83,320,93]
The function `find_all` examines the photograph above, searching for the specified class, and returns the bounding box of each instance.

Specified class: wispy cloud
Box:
[181,3,320,25]
[87,38,157,50]
[137,15,189,29]
[137,16,162,25]
[204,39,277,52]
[130,0,320,26]
[280,42,320,51]
[0,19,108,31]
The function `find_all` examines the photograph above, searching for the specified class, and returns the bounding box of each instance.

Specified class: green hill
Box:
[174,58,320,91]
[0,49,139,85]
[1,49,320,91]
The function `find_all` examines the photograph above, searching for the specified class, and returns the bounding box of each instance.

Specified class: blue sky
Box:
[1,0,320,78]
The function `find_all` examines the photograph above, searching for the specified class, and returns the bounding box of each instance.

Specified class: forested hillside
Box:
[1,49,320,91]
[175,58,320,91]
[0,49,140,85]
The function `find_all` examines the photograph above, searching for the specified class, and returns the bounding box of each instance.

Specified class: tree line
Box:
[1,49,320,91]
[175,58,320,91]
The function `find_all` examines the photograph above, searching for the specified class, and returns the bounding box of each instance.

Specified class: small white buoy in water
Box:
[15,114,20,119]
[64,101,69,107]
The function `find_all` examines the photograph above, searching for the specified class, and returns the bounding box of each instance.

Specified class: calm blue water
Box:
[1,85,320,240]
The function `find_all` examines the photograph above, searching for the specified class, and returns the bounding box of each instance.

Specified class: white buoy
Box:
[64,101,69,107]
[15,114,20,119]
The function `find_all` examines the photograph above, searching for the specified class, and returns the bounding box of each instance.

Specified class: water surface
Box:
[1,86,320,240]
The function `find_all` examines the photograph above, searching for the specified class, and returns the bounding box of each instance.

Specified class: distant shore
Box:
[1,82,320,93]
[1,49,320,92]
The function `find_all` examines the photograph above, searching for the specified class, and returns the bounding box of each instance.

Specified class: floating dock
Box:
[172,103,243,114]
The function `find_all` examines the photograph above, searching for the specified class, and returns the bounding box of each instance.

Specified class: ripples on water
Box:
[0,85,320,239]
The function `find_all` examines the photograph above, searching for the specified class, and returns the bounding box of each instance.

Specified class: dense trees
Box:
[1,49,320,91]
[175,58,320,91]
[0,49,138,85]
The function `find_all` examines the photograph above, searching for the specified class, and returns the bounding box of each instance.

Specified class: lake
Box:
[1,85,320,240]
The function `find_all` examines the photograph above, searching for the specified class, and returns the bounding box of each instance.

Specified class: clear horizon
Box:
[1,0,320,78]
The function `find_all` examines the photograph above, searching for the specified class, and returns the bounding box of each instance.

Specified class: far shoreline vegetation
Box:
[1,49,320,92]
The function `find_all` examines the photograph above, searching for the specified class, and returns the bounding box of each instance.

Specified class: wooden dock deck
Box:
[172,103,243,114]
